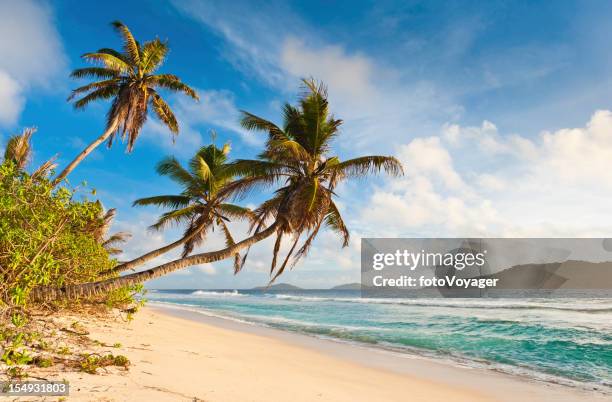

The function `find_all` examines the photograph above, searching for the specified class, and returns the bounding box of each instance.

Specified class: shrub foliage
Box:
[0,161,134,310]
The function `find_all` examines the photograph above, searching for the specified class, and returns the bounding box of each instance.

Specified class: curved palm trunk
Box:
[101,220,209,276]
[30,221,280,302]
[52,119,119,186]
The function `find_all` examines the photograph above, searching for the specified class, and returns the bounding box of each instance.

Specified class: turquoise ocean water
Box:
[148,289,611,393]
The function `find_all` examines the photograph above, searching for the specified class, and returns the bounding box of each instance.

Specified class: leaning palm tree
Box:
[31,79,403,301]
[52,21,198,186]
[104,143,252,276]
[3,127,57,179]
[224,79,403,281]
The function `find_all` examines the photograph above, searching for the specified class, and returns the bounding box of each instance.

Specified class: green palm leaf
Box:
[150,206,198,231]
[190,155,212,182]
[330,156,403,178]
[70,67,120,80]
[73,85,120,109]
[82,52,131,73]
[141,39,168,73]
[151,74,199,100]
[111,21,141,66]
[68,79,121,101]
[325,201,349,247]
[150,92,178,133]
[133,195,191,209]
[156,157,196,187]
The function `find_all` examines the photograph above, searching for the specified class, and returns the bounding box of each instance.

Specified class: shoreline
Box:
[43,304,610,401]
[151,303,610,402]
[150,300,607,393]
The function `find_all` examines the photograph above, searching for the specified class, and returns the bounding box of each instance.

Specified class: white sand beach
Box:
[28,305,609,402]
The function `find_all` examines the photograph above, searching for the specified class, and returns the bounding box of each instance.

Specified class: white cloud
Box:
[361,110,612,237]
[0,71,24,126]
[0,0,67,126]
[281,38,375,100]
[397,137,465,190]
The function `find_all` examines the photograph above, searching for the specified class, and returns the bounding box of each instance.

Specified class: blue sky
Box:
[3,0,612,288]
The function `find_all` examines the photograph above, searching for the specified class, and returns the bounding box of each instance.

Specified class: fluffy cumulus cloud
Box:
[0,71,24,126]
[280,38,376,101]
[0,0,67,126]
[362,110,612,237]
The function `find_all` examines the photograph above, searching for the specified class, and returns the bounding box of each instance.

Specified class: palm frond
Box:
[141,39,168,73]
[218,220,242,273]
[150,93,178,133]
[217,203,253,220]
[325,201,349,247]
[67,79,120,101]
[150,205,198,231]
[306,178,319,211]
[270,234,301,284]
[216,174,282,202]
[181,214,212,257]
[3,127,35,170]
[330,156,403,178]
[96,47,129,61]
[156,157,195,187]
[72,85,120,109]
[102,231,132,248]
[239,111,286,140]
[70,67,120,80]
[150,74,198,100]
[266,138,312,162]
[224,159,293,178]
[133,195,191,209]
[31,156,58,180]
[189,155,212,182]
[96,208,117,242]
[111,21,141,66]
[296,79,328,152]
[269,232,283,275]
[81,52,131,72]
[292,218,324,266]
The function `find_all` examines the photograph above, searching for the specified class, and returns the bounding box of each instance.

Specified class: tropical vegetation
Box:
[2,21,403,328]
[120,142,253,275]
[0,20,405,379]
[26,79,402,300]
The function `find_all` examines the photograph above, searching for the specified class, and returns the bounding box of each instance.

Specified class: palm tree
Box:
[30,79,403,301]
[3,127,57,179]
[52,21,199,186]
[223,79,403,281]
[104,143,253,276]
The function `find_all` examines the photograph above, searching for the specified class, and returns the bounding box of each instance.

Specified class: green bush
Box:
[0,161,139,311]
